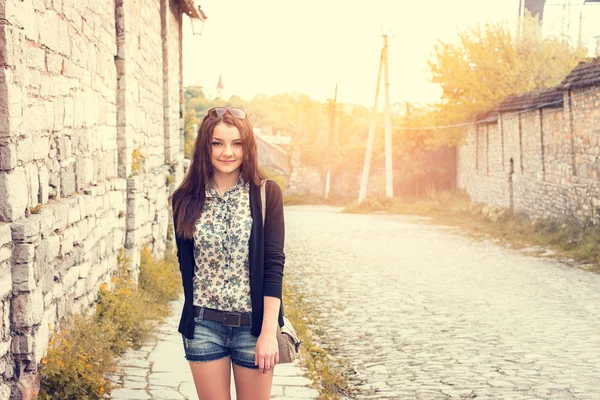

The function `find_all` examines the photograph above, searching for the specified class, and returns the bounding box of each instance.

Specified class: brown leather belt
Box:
[195,307,251,327]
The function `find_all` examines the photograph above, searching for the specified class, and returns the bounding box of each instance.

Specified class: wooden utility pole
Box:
[567,0,572,39]
[383,35,393,198]
[578,11,583,48]
[359,34,394,203]
[517,0,524,40]
[325,84,337,200]
[561,4,567,42]
[358,47,384,204]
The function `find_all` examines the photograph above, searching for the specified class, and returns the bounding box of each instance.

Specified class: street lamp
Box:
[190,6,208,36]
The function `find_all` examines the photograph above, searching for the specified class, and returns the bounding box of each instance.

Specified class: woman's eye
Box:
[233,142,242,147]
[212,142,222,146]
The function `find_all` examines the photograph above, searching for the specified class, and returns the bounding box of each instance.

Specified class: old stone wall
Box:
[286,146,326,197]
[256,135,291,177]
[164,0,184,169]
[0,0,186,397]
[458,122,510,208]
[116,0,184,269]
[286,146,387,200]
[457,85,600,223]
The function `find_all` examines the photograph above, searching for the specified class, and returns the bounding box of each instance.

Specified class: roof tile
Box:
[496,87,564,113]
[561,57,600,89]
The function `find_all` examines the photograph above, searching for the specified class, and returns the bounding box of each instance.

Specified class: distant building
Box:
[391,101,411,117]
[255,134,291,177]
[524,0,546,22]
[216,74,224,99]
[255,129,292,150]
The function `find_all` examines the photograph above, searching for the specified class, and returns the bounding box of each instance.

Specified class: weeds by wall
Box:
[37,247,181,399]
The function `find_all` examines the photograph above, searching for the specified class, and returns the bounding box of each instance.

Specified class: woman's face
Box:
[210,122,244,177]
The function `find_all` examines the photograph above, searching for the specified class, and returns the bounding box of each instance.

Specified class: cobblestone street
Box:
[284,206,600,400]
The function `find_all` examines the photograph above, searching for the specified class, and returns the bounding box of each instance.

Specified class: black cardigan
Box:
[172,180,285,339]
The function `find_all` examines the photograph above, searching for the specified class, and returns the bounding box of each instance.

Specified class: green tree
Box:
[183,106,199,158]
[427,12,587,133]
[184,86,206,103]
[183,88,232,157]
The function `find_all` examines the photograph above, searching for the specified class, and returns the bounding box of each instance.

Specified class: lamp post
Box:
[190,6,208,36]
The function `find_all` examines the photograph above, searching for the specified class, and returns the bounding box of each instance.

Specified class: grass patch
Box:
[284,195,347,207]
[343,196,393,214]
[38,246,181,399]
[342,189,600,273]
[283,282,356,400]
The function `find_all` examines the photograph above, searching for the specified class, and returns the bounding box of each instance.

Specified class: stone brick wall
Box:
[0,0,187,397]
[164,0,184,170]
[457,84,600,223]
[256,135,291,177]
[286,147,326,197]
[541,108,569,184]
[458,122,510,208]
[116,0,184,268]
[117,0,164,174]
[286,146,386,200]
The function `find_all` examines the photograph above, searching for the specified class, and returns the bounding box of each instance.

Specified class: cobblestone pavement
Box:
[284,205,600,400]
[109,296,318,399]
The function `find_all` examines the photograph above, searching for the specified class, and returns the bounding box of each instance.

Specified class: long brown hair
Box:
[172,111,266,239]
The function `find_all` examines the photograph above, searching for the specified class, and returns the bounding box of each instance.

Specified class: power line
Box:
[339,108,497,131]
[545,0,586,6]
[338,85,600,131]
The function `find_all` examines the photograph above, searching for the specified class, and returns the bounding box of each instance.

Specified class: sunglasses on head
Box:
[207,107,247,119]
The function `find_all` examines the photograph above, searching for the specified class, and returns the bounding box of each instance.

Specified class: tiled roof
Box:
[476,109,499,123]
[496,87,564,113]
[561,57,600,89]
[180,0,202,19]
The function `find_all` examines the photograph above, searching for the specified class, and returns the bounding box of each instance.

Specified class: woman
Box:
[171,106,285,399]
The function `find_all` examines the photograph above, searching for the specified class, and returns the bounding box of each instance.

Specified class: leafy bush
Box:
[343,196,393,214]
[261,166,288,193]
[37,316,117,400]
[38,246,182,399]
[95,277,153,352]
[139,247,181,308]
[130,149,146,176]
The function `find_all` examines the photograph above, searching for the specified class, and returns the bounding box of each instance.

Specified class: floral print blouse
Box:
[192,176,253,312]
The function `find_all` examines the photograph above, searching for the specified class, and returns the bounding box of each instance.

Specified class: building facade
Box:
[0,0,199,397]
[457,57,600,224]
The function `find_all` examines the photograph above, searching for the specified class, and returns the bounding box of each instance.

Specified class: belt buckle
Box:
[223,312,242,327]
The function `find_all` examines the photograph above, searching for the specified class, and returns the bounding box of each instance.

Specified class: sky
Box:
[182,0,600,107]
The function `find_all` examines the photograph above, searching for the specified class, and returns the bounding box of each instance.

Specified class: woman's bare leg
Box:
[232,364,274,400]
[189,357,232,399]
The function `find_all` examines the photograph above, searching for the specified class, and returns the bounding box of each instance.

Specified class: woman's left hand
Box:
[255,332,279,374]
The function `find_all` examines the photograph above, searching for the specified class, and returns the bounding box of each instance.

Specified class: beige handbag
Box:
[277,316,302,363]
[260,180,302,363]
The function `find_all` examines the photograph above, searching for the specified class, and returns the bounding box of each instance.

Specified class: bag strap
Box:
[260,180,267,227]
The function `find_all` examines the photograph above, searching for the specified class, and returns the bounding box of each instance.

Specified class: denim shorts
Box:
[182,310,258,370]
